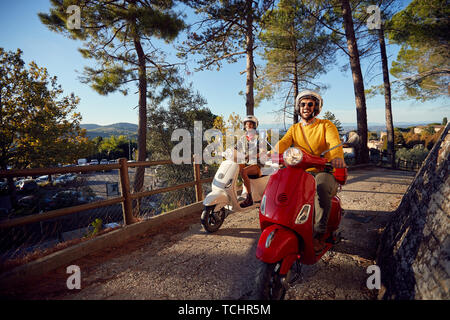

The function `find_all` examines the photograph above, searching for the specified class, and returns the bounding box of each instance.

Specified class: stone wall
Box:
[376,123,449,300]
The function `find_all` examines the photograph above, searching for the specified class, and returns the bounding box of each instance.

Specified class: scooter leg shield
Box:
[256,225,299,266]
[203,190,228,210]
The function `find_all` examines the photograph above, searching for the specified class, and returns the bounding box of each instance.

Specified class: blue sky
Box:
[0,0,448,127]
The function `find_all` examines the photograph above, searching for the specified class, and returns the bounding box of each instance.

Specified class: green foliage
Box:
[179,0,274,70]
[180,0,276,115]
[256,0,335,109]
[85,218,103,237]
[394,130,406,147]
[422,125,436,135]
[213,112,244,150]
[386,0,450,101]
[368,131,378,140]
[39,0,186,96]
[97,135,136,160]
[395,145,429,163]
[0,48,91,170]
[322,111,343,135]
[403,128,440,150]
[147,69,217,208]
[39,0,187,181]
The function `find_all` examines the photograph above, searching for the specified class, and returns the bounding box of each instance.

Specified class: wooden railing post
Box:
[119,158,134,225]
[193,161,203,202]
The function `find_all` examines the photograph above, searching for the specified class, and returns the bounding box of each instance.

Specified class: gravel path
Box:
[4,167,415,300]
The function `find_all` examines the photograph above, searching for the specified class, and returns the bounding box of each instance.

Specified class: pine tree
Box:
[322,111,344,135]
[257,0,336,124]
[179,0,276,116]
[39,0,186,212]
[297,0,371,164]
[387,0,449,100]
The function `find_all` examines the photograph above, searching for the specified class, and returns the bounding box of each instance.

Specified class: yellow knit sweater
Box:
[273,119,344,162]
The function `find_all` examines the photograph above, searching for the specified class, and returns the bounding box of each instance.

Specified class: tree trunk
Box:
[378,26,395,168]
[292,21,299,124]
[293,61,299,124]
[133,36,147,198]
[245,0,255,116]
[340,0,369,164]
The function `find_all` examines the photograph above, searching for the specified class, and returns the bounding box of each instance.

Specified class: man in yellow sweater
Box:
[272,90,346,253]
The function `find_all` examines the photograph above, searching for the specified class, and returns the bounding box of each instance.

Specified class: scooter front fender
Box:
[203,189,228,211]
[256,225,299,266]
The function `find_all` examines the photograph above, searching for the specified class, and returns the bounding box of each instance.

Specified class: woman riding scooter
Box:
[236,115,263,208]
[270,90,346,253]
[201,115,273,233]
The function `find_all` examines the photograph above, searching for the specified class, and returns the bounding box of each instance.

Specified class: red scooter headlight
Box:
[283,147,303,166]
[260,194,267,216]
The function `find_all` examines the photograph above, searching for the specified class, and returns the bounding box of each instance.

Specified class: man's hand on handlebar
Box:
[331,158,346,168]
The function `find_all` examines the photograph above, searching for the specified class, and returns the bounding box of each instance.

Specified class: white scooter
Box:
[201,147,279,233]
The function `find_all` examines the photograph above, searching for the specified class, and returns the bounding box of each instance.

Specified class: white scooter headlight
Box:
[283,147,303,166]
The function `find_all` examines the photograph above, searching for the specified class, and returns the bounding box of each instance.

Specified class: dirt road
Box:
[4,167,415,300]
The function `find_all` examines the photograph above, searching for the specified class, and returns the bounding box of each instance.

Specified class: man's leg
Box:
[240,165,261,208]
[313,172,339,249]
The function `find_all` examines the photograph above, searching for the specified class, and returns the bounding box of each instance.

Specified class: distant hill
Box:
[80,124,102,130]
[342,122,439,133]
[81,123,138,139]
[260,122,435,132]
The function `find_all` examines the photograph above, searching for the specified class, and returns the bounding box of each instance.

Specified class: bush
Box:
[395,145,429,163]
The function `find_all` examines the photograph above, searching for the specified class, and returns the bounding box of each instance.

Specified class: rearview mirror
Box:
[341,133,348,143]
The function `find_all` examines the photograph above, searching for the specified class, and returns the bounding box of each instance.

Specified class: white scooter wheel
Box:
[201,206,226,233]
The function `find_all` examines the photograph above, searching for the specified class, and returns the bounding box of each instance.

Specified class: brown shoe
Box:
[240,194,253,208]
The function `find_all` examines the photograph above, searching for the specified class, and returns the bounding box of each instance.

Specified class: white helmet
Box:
[295,90,323,117]
[243,115,259,129]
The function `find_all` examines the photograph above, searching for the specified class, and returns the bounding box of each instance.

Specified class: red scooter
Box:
[254,144,348,300]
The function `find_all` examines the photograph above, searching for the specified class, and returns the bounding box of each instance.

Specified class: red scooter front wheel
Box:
[254,261,286,300]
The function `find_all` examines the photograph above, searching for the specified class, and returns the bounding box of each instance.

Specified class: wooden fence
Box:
[0,159,213,230]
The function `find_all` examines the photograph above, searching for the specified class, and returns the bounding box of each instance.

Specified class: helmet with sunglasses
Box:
[295,90,323,117]
[243,115,259,129]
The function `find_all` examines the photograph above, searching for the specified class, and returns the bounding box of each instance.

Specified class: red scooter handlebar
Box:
[270,150,347,185]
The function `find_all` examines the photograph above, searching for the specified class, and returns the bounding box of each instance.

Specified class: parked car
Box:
[100,159,112,172]
[36,175,49,183]
[15,179,38,193]
[0,180,9,195]
[54,173,78,185]
[45,190,95,210]
[89,159,99,165]
[77,158,88,166]
[17,195,40,213]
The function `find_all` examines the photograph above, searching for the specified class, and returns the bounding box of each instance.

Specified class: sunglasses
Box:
[300,102,316,108]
